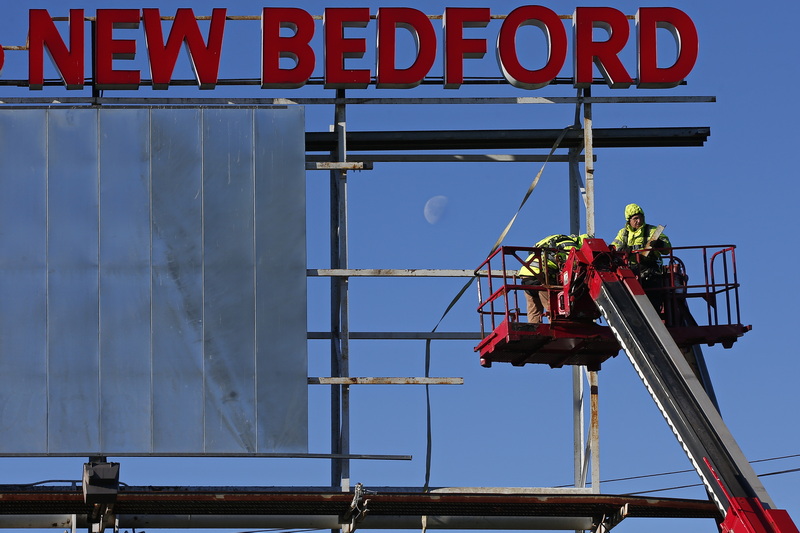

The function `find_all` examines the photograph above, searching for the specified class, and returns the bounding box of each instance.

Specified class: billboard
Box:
[0,106,308,455]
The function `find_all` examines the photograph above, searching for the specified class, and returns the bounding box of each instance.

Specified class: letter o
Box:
[497,6,567,90]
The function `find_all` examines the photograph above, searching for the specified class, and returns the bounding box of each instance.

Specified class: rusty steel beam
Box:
[307,332,481,340]
[306,161,373,170]
[0,485,719,520]
[308,377,464,385]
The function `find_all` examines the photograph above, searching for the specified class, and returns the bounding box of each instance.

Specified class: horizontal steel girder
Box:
[305,127,710,152]
[0,485,719,521]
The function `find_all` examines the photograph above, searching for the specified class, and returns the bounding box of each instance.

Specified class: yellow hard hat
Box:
[624,203,644,220]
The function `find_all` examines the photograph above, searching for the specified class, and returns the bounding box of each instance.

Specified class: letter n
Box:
[29,9,85,90]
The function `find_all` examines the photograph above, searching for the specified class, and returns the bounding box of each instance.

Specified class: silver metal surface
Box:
[254,106,309,452]
[0,110,48,453]
[99,108,152,454]
[47,109,101,454]
[203,108,258,454]
[0,107,307,456]
[150,108,205,454]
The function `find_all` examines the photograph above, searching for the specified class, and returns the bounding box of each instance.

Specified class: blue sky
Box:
[0,1,798,533]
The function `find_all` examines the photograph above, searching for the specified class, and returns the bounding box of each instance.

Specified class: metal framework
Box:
[316,89,713,498]
[0,90,716,531]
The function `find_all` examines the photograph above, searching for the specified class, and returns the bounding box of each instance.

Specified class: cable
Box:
[751,453,800,464]
[422,124,575,491]
[759,466,800,478]
[625,483,703,496]
[624,466,800,497]
[621,466,800,497]
[556,453,800,490]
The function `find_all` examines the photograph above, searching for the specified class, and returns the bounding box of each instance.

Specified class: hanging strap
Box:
[422,124,575,491]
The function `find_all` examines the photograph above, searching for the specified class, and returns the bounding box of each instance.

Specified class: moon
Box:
[424,195,448,224]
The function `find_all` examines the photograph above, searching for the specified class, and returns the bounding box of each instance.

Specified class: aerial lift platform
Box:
[475,242,749,370]
[475,238,798,533]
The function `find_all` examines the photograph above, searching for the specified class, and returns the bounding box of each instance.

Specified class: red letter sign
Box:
[324,8,371,89]
[28,9,85,90]
[637,7,698,88]
[376,8,436,89]
[573,7,633,88]
[143,8,226,90]
[443,7,490,89]
[497,6,567,90]
[95,9,141,90]
[261,7,316,89]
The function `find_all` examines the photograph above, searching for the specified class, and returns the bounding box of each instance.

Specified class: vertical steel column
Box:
[330,90,351,493]
[569,87,584,237]
[583,86,601,493]
[583,87,595,236]
[568,151,581,236]
[589,370,600,492]
[569,90,585,494]
[571,366,585,491]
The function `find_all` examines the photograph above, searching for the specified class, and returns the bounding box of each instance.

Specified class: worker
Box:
[611,203,671,265]
[611,203,672,309]
[519,234,584,324]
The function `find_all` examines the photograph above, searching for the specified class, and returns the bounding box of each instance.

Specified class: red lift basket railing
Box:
[474,243,751,370]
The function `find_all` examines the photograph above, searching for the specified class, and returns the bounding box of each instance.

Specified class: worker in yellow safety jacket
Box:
[611,203,671,267]
[519,234,584,324]
[611,203,672,310]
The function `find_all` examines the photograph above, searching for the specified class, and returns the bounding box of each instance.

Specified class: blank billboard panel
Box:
[0,107,308,456]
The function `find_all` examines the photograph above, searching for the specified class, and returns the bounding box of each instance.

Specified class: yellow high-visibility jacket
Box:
[519,234,581,277]
[611,224,671,265]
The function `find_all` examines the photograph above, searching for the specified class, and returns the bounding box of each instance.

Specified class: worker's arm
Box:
[610,228,628,251]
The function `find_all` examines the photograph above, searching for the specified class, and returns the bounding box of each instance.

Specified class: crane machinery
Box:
[475,238,798,533]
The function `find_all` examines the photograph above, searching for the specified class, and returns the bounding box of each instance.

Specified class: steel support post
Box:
[330,91,351,494]
[569,86,584,238]
[569,147,582,236]
[583,88,595,237]
[569,143,586,494]
[570,91,588,498]
[581,87,601,494]
[572,366,585,492]
[589,370,600,493]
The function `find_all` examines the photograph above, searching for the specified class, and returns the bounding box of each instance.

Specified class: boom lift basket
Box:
[474,243,750,370]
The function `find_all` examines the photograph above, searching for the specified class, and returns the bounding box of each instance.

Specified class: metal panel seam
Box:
[200,108,207,454]
[148,107,155,454]
[252,109,258,451]
[96,108,102,453]
[44,109,50,455]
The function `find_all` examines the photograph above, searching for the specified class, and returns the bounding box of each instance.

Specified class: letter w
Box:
[143,8,226,89]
